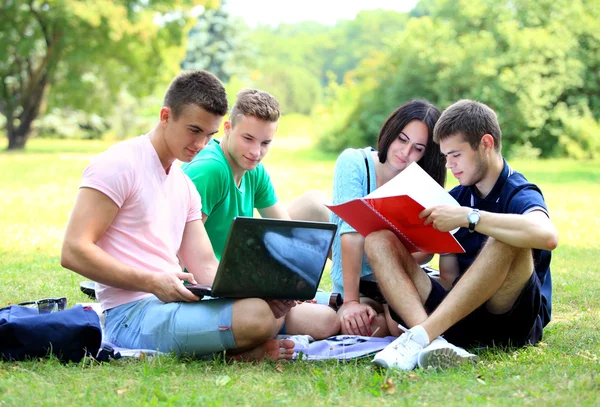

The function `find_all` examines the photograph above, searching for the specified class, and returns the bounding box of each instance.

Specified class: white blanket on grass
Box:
[99,335,394,361]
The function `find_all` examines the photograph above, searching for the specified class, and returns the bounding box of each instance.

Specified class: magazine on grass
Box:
[326,162,465,254]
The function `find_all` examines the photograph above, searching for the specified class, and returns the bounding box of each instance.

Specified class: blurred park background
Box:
[2,2,600,404]
[1,0,599,157]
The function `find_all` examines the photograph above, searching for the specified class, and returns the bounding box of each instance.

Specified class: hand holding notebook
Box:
[326,162,465,254]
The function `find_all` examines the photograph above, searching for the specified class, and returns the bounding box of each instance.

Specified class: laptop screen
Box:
[212,217,337,300]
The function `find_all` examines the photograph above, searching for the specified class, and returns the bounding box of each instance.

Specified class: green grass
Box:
[1,137,600,406]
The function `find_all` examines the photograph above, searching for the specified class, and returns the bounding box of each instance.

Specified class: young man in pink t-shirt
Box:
[61,70,295,361]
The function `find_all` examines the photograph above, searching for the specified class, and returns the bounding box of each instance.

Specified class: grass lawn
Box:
[1,136,599,406]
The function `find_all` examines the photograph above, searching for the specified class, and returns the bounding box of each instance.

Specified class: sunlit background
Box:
[226,0,419,26]
[1,4,599,404]
[1,0,598,159]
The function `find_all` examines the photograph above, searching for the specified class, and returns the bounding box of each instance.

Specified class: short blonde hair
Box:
[229,89,280,127]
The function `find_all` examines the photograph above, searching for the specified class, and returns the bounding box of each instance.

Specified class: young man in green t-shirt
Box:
[182,89,339,339]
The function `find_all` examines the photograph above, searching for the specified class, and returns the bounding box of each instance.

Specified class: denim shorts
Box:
[103,296,236,357]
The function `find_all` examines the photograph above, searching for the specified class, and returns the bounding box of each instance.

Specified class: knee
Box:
[232,299,278,343]
[483,238,533,275]
[302,190,328,202]
[288,190,330,222]
[486,237,529,258]
[364,230,396,257]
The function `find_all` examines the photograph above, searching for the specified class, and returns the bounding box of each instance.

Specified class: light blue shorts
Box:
[103,296,236,357]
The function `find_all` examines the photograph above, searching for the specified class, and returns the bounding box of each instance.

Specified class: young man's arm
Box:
[469,209,557,250]
[257,202,291,220]
[421,206,558,251]
[178,219,219,285]
[61,188,199,303]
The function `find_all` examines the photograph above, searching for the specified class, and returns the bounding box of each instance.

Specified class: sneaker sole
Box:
[419,348,478,369]
[372,357,390,369]
[372,356,418,370]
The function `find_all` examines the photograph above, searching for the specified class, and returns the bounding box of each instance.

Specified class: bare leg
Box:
[383,305,403,337]
[228,298,294,361]
[422,238,533,340]
[287,190,330,223]
[366,313,389,337]
[364,230,432,328]
[284,303,341,339]
[486,245,534,314]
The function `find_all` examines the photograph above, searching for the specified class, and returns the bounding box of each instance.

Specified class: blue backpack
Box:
[0,304,102,362]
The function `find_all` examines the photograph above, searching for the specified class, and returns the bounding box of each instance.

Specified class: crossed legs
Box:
[364,230,534,342]
[228,298,294,361]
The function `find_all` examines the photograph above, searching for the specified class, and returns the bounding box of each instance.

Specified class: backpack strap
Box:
[360,149,371,194]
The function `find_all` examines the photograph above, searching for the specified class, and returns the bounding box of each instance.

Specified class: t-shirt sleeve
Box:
[80,152,134,208]
[332,149,369,235]
[507,184,549,217]
[183,158,227,217]
[254,164,278,209]
[184,174,202,223]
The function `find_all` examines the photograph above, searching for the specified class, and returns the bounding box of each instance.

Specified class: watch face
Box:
[468,211,480,223]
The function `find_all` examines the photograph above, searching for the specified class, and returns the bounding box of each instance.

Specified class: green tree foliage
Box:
[181,1,251,83]
[250,60,322,115]
[319,0,600,158]
[0,0,214,150]
[241,10,407,115]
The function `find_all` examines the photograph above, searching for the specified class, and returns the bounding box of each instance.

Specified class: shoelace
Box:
[390,330,422,356]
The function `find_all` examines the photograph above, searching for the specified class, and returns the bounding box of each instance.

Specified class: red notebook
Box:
[327,163,465,254]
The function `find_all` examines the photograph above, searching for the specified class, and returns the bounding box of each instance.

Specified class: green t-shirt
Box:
[181,139,278,260]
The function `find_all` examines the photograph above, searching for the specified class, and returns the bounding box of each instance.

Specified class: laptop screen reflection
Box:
[212,217,336,300]
[263,228,332,291]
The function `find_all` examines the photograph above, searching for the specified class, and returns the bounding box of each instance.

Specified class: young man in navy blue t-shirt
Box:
[367,100,559,370]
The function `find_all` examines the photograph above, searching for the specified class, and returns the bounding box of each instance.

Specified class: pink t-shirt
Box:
[80,135,202,310]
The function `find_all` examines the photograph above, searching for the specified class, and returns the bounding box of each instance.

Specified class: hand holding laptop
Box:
[151,270,199,303]
[185,283,211,299]
[184,285,296,318]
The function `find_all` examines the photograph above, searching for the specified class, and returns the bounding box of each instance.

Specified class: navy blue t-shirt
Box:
[448,159,552,326]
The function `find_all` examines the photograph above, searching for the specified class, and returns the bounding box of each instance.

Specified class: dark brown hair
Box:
[378,100,446,187]
[163,70,228,118]
[433,99,502,151]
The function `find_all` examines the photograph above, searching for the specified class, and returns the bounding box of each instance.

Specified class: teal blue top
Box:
[329,147,378,296]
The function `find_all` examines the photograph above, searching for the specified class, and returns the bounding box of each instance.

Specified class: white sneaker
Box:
[417,337,478,369]
[372,326,429,370]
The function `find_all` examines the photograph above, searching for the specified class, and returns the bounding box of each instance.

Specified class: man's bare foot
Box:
[229,339,295,362]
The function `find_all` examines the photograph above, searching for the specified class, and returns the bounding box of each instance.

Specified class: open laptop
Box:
[186,217,337,300]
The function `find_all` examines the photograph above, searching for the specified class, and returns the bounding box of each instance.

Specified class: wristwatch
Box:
[467,209,480,233]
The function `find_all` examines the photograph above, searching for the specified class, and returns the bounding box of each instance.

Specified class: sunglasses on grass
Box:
[18,297,67,314]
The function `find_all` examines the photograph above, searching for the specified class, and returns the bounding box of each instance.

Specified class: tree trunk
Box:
[6,126,30,150]
[4,72,49,151]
